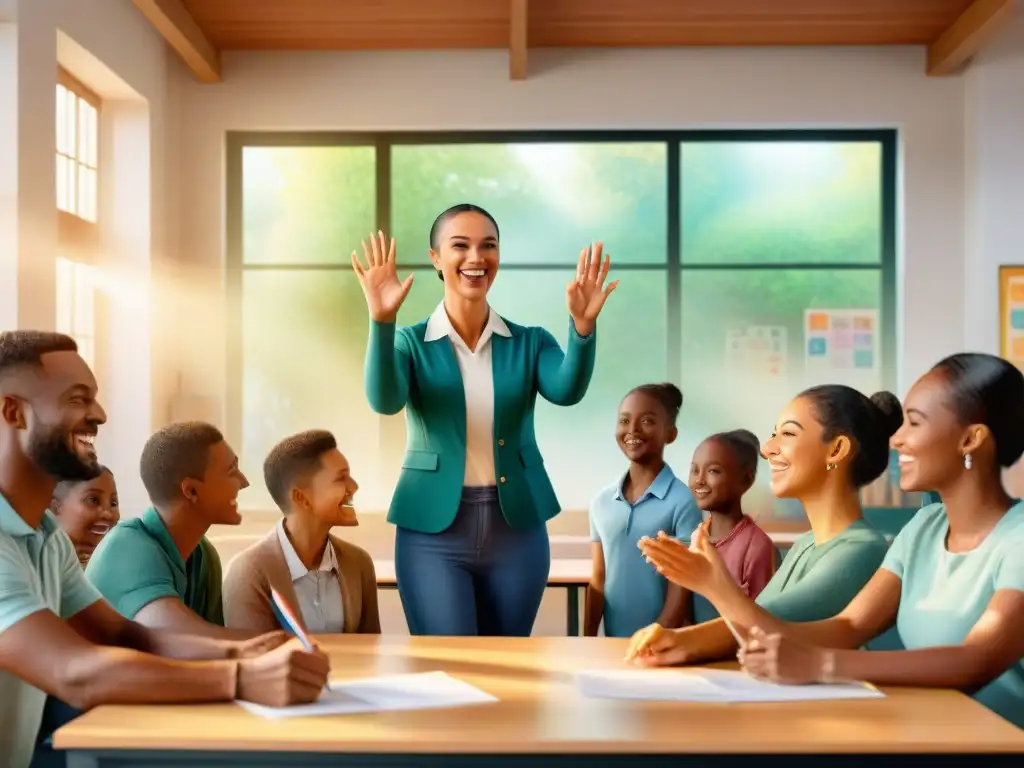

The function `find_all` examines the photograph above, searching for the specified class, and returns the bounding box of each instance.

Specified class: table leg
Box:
[566,586,580,636]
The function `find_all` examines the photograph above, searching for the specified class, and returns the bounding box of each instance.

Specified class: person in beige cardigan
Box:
[223,430,380,635]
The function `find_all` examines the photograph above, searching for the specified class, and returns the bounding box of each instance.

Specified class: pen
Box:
[270,587,315,652]
[722,616,747,649]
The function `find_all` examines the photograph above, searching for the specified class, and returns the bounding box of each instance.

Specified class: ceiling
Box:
[135,0,1016,82]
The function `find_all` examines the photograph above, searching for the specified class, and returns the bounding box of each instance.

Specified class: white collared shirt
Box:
[424,302,511,487]
[275,519,344,634]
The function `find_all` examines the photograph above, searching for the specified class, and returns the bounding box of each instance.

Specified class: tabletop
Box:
[53,635,1024,756]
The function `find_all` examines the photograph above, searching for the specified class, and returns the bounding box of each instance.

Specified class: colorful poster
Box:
[804,309,879,374]
[998,266,1024,372]
[725,325,786,376]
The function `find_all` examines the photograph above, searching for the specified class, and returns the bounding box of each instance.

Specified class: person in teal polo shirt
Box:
[626,383,900,665]
[712,353,1023,730]
[0,331,327,768]
[352,205,617,636]
[86,422,253,638]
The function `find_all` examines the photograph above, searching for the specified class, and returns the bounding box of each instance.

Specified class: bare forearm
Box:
[584,583,604,637]
[62,646,235,710]
[714,585,859,649]
[656,586,692,629]
[115,622,234,661]
[676,617,740,662]
[832,646,993,691]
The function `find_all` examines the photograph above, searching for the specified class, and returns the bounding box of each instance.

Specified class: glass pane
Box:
[391,143,667,265]
[73,264,95,334]
[66,157,77,215]
[678,268,883,530]
[56,154,69,212]
[55,257,74,333]
[78,166,97,222]
[242,146,375,265]
[241,270,386,511]
[681,142,882,264]
[63,90,78,163]
[55,85,68,155]
[80,102,98,167]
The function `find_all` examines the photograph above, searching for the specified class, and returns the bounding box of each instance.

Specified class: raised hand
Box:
[235,637,330,707]
[351,230,414,322]
[638,522,732,600]
[566,243,618,336]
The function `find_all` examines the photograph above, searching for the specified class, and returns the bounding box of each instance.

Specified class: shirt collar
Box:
[276,519,337,581]
[424,302,512,345]
[614,464,676,503]
[140,506,186,573]
[0,491,59,538]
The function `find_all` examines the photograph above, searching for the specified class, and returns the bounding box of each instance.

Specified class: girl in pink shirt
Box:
[688,430,776,598]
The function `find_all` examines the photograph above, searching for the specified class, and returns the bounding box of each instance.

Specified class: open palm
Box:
[351,231,414,322]
[566,243,618,335]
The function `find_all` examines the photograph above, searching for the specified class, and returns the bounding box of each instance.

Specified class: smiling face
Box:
[891,370,975,492]
[54,469,119,565]
[616,390,677,464]
[300,448,360,527]
[689,438,751,512]
[429,211,500,301]
[187,441,249,526]
[761,396,840,499]
[5,350,107,482]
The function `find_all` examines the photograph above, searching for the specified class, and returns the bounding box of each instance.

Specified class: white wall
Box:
[3,0,179,515]
[175,46,966,404]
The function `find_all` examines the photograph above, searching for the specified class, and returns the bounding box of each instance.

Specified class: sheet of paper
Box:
[576,667,884,703]
[237,671,498,720]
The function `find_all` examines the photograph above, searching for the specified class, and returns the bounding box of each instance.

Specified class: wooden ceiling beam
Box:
[509,0,528,80]
[927,0,1016,76]
[133,0,221,83]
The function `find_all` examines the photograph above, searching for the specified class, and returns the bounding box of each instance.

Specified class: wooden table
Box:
[375,558,591,636]
[54,636,1024,766]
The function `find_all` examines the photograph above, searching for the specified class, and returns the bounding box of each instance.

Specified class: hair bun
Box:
[727,429,761,452]
[655,383,684,412]
[869,390,903,438]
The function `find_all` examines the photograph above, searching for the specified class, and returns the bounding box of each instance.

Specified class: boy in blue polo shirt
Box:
[584,383,701,638]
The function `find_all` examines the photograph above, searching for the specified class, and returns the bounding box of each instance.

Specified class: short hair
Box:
[932,353,1024,468]
[627,382,684,425]
[53,465,111,502]
[0,331,78,381]
[428,203,500,281]
[708,429,760,478]
[799,386,902,488]
[139,422,224,505]
[263,430,338,511]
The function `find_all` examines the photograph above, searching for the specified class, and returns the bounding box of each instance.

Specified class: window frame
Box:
[56,67,101,237]
[225,130,897,496]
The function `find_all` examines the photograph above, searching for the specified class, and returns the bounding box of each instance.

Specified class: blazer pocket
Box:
[518,444,545,468]
[402,450,439,471]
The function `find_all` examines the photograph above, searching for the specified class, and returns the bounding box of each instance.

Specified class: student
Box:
[707,354,1024,728]
[627,384,899,665]
[584,383,701,638]
[223,430,380,635]
[689,430,775,599]
[86,422,252,638]
[355,213,616,637]
[51,465,119,567]
[0,331,327,768]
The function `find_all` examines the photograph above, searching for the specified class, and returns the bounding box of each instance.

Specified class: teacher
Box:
[352,204,617,637]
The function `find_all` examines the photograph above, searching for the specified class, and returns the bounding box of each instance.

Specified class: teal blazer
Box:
[365,317,596,533]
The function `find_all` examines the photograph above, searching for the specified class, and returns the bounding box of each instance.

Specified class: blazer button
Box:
[497,439,505,447]
[499,476,507,483]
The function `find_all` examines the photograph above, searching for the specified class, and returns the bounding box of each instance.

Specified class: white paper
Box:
[237,671,498,719]
[576,667,884,703]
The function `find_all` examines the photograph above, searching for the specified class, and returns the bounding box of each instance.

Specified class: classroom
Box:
[1,0,1023,765]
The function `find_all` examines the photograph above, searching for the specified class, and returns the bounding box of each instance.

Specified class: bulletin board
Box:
[998,266,1024,372]
[803,309,879,374]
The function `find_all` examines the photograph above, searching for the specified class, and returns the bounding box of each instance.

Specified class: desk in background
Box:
[55,635,1024,766]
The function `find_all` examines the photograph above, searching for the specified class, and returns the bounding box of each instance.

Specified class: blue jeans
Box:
[395,486,550,636]
[31,697,80,767]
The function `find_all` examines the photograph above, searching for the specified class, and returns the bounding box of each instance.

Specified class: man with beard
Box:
[0,331,330,768]
[87,422,256,639]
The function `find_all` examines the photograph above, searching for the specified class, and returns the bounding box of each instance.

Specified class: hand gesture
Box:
[738,626,828,685]
[623,622,693,667]
[566,243,618,336]
[351,230,414,323]
[235,637,330,707]
[234,630,289,659]
[638,522,732,600]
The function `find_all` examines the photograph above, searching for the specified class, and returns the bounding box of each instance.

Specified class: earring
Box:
[964,453,972,470]
[826,463,836,471]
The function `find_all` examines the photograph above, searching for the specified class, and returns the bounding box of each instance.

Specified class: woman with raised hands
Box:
[352,203,617,637]
[626,384,899,666]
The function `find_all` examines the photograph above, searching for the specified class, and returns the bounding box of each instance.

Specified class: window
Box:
[55,257,96,369]
[231,132,898,525]
[56,70,99,223]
